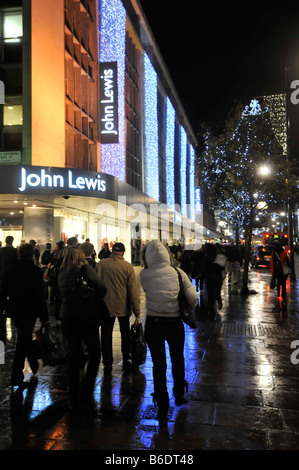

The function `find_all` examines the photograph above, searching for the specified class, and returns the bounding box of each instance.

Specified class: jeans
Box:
[145,316,185,401]
[206,274,223,314]
[101,316,130,367]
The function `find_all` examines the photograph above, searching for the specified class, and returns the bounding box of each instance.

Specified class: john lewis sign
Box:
[18,167,106,193]
[99,62,119,144]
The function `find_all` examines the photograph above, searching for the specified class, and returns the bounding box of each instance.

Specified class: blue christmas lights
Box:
[99,0,126,181]
[189,144,195,221]
[180,126,187,216]
[144,52,159,201]
[165,97,175,208]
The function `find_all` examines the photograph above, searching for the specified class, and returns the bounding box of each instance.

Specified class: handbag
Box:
[71,267,110,326]
[129,317,147,367]
[282,263,292,276]
[174,268,198,329]
[274,252,291,276]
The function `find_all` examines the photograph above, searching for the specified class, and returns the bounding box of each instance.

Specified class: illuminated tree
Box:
[198,100,285,294]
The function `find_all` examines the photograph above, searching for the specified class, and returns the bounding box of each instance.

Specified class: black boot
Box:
[151,389,169,419]
[173,380,188,406]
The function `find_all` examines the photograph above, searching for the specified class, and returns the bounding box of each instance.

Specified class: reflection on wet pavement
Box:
[1,260,299,450]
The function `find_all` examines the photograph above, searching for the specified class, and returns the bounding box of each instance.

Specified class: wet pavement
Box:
[1,256,299,453]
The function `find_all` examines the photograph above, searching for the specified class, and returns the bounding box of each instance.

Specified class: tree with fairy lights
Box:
[198,100,285,295]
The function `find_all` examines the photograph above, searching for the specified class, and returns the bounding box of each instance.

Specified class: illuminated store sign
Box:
[18,167,106,193]
[195,187,202,214]
[100,62,119,144]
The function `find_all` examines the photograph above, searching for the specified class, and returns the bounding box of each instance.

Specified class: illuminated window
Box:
[4,105,23,126]
[3,13,23,42]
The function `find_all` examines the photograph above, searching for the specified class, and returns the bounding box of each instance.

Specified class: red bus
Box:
[262,232,290,253]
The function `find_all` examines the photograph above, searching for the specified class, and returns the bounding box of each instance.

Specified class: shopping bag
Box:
[35,324,67,367]
[129,317,147,367]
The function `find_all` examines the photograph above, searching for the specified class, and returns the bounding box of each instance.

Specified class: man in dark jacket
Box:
[0,236,18,291]
[0,243,48,387]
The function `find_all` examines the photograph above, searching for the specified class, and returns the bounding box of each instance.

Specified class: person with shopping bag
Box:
[270,244,292,302]
[140,240,198,419]
[58,246,107,412]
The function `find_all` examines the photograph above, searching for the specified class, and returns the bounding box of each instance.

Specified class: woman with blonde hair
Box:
[58,246,106,413]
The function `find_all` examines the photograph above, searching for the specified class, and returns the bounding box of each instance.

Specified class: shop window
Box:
[1,12,23,64]
[3,13,23,42]
[2,104,22,150]
[4,104,22,125]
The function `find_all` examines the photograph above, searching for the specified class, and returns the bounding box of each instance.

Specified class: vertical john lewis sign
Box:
[100,62,119,143]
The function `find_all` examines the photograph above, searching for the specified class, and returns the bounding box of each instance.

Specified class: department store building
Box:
[0,0,204,263]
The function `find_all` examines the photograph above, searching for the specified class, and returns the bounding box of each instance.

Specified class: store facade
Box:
[0,0,203,262]
[0,165,203,263]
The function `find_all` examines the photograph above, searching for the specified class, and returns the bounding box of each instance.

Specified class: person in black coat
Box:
[203,244,226,315]
[0,235,18,292]
[58,246,107,412]
[0,243,48,388]
[98,242,111,260]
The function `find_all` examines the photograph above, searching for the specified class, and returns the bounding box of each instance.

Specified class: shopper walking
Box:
[58,246,107,412]
[96,242,140,374]
[0,243,48,388]
[140,240,198,418]
[203,243,226,315]
[0,236,18,291]
[270,244,291,302]
[225,239,241,285]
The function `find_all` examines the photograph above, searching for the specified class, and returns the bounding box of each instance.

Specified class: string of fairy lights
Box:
[201,97,287,232]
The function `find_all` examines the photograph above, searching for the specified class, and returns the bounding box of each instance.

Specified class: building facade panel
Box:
[0,0,199,262]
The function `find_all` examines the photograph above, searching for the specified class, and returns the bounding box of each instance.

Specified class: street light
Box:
[258,165,271,177]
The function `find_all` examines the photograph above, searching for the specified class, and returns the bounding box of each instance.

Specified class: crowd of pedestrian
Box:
[0,234,292,418]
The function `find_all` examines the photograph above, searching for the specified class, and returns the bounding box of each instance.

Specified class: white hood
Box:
[144,240,171,269]
[140,239,198,317]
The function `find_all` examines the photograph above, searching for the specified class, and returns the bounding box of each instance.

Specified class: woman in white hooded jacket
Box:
[140,240,198,417]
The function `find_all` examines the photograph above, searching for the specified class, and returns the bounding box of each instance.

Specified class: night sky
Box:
[138,2,299,133]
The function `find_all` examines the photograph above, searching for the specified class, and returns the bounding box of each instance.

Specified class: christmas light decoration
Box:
[144,52,159,201]
[189,144,195,220]
[263,94,287,156]
[180,126,187,216]
[165,97,175,208]
[99,0,126,181]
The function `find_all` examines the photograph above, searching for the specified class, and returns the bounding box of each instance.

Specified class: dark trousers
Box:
[11,316,37,385]
[277,275,287,299]
[145,316,185,400]
[206,274,223,313]
[62,323,101,404]
[101,316,130,366]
